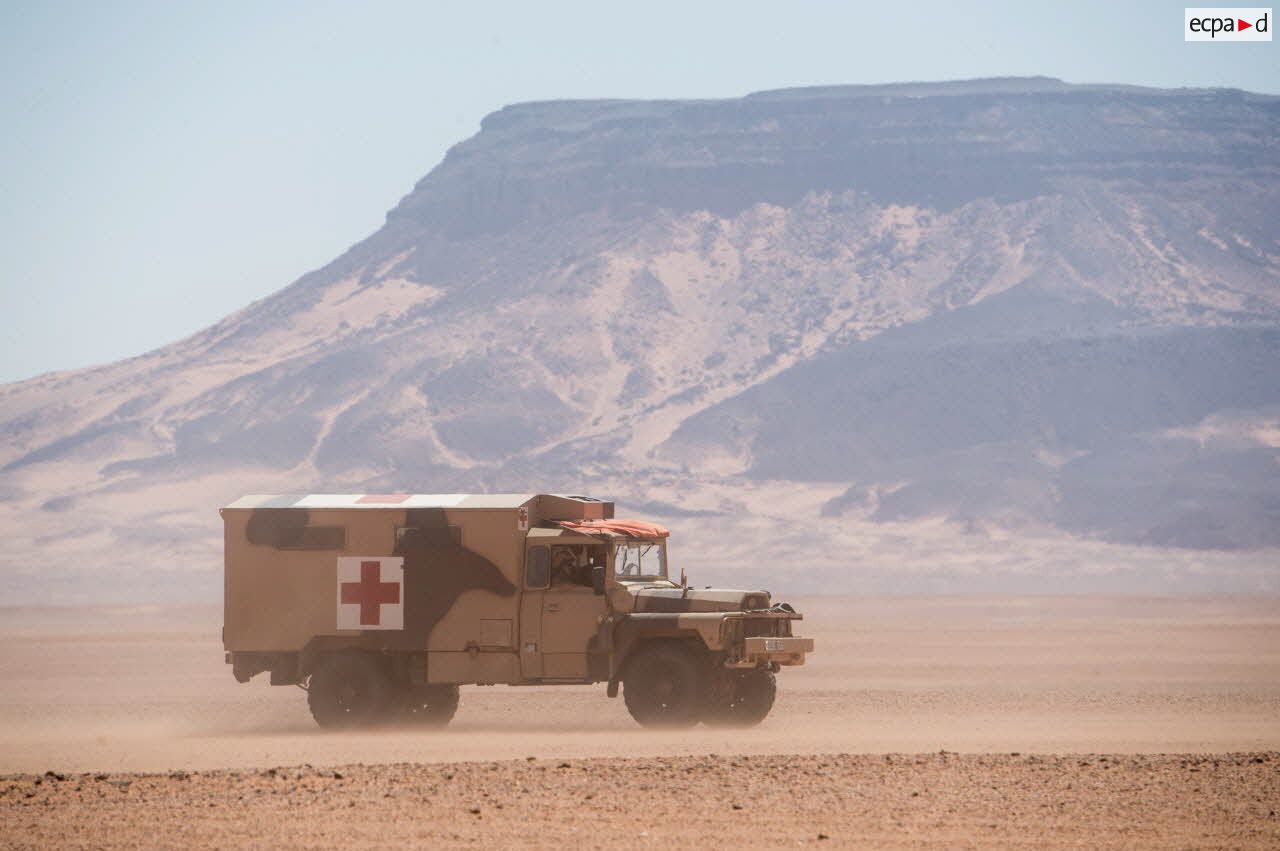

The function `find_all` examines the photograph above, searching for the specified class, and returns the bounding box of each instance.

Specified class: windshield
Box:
[612,540,667,580]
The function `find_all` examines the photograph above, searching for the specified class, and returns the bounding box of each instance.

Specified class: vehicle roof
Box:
[558,519,670,539]
[223,494,535,510]
[526,527,604,545]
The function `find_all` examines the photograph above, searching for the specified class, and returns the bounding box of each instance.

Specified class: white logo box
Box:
[1185,7,1272,40]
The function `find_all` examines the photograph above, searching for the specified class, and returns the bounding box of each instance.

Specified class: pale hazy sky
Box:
[1,0,1276,383]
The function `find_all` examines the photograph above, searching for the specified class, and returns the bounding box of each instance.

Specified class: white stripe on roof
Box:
[294,493,467,508]
[224,494,534,510]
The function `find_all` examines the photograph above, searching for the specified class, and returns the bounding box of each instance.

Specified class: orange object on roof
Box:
[558,519,670,539]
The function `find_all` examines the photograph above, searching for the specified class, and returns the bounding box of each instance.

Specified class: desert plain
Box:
[1,595,1278,848]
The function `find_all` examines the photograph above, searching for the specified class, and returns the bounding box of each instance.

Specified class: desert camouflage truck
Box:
[222,493,812,728]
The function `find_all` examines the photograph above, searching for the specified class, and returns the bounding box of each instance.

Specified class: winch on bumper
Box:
[721,611,813,668]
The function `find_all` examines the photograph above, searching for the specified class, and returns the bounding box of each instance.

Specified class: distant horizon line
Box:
[494,75,1280,115]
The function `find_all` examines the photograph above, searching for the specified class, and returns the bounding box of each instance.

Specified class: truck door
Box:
[518,546,549,679]
[519,543,607,680]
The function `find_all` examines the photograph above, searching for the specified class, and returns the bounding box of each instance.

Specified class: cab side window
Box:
[526,546,550,589]
[273,526,345,550]
[396,525,462,548]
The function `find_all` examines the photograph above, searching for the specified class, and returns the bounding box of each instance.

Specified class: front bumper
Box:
[728,636,814,668]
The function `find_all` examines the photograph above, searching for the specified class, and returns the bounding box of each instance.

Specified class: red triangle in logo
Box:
[1238,18,1253,30]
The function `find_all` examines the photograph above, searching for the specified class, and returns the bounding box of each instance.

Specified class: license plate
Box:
[764,639,785,652]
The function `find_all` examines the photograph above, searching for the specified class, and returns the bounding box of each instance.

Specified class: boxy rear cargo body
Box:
[222,492,812,728]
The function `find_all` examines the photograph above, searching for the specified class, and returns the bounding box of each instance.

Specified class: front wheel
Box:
[703,667,777,727]
[306,652,394,729]
[622,643,703,728]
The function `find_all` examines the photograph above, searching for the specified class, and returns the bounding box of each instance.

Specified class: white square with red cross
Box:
[336,556,404,630]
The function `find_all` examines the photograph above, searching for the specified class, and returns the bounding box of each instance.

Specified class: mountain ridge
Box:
[2,78,1278,601]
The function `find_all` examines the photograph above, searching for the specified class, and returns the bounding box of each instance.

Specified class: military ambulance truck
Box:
[222,493,812,728]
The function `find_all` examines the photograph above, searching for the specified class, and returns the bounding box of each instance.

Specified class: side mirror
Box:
[592,565,606,596]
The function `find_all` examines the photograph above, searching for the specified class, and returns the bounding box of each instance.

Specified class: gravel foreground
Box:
[3,752,1278,849]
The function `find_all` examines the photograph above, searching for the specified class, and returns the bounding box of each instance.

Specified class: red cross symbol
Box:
[340,560,401,626]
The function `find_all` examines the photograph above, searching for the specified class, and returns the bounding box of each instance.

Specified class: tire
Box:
[306,652,394,729]
[703,668,777,727]
[401,683,460,727]
[622,643,704,728]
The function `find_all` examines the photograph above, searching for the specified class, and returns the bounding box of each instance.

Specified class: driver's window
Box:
[526,546,550,589]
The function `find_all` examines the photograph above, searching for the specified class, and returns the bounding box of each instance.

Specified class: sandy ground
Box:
[1,596,1278,847]
[5,753,1278,849]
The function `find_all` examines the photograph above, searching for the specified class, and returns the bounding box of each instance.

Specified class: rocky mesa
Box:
[2,77,1278,601]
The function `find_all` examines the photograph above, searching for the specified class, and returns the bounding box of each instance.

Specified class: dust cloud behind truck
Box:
[222,493,812,727]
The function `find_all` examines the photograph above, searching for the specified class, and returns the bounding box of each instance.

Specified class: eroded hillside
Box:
[2,78,1278,600]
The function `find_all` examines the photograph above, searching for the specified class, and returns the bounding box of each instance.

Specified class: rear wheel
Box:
[703,667,777,727]
[401,683,460,727]
[622,643,703,728]
[307,652,394,729]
